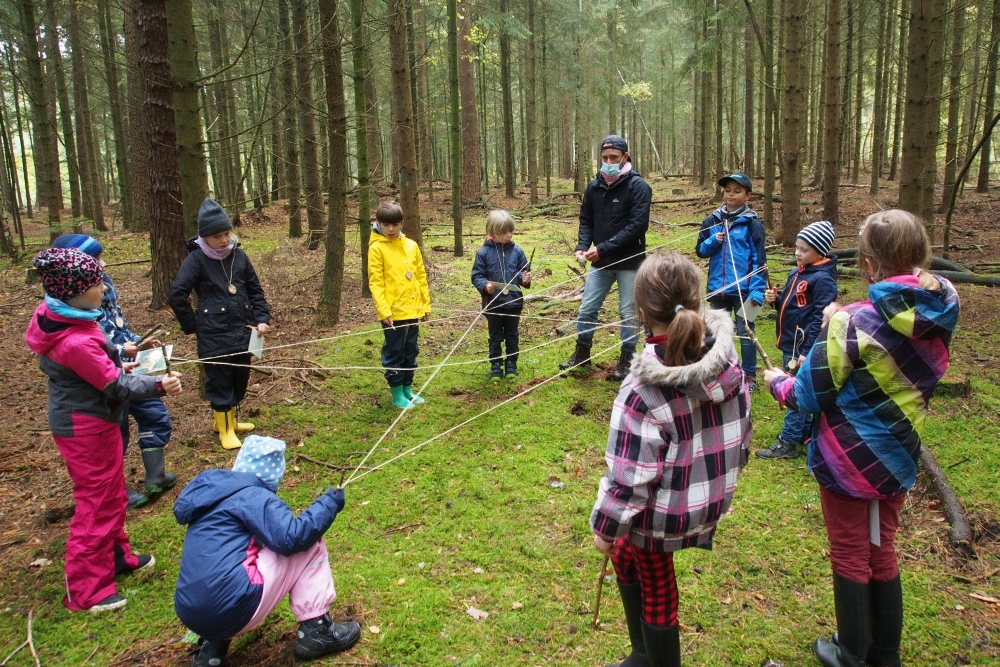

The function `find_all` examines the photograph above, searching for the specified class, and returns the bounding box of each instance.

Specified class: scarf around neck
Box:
[196,237,236,260]
[44,295,102,321]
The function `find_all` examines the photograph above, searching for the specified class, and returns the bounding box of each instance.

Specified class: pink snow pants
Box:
[238,538,336,634]
[54,418,139,611]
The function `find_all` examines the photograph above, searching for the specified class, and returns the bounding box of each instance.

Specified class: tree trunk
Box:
[823,0,842,222]
[744,22,755,177]
[976,0,1000,192]
[279,0,301,237]
[525,0,538,204]
[899,0,947,226]
[350,0,372,294]
[19,0,61,236]
[870,0,887,194]
[138,0,186,308]
[780,0,806,244]
[43,0,81,220]
[715,4,723,199]
[541,5,551,196]
[763,0,775,226]
[317,0,347,325]
[415,3,433,194]
[607,9,617,134]
[97,0,133,229]
[940,0,966,209]
[206,1,233,207]
[388,0,422,244]
[889,0,909,181]
[124,0,150,230]
[447,0,463,256]
[292,0,325,249]
[499,0,515,197]
[458,0,483,201]
[851,4,864,185]
[840,0,854,175]
[68,0,107,230]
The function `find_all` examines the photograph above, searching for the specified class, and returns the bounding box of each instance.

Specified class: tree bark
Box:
[43,0,81,220]
[823,0,842,222]
[889,0,909,181]
[447,0,463,256]
[97,0,133,229]
[317,0,347,325]
[68,0,107,230]
[124,0,150,231]
[458,0,483,201]
[870,0,888,195]
[292,0,326,249]
[388,0,422,244]
[780,0,807,244]
[744,22,755,177]
[940,0,966,210]
[19,0,61,236]
[540,5,551,196]
[350,0,372,294]
[279,0,301,237]
[138,0,186,308]
[525,0,538,204]
[850,3,864,185]
[763,0,775,226]
[976,0,1000,192]
[499,0,515,196]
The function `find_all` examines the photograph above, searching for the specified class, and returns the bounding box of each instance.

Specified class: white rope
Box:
[342,339,623,488]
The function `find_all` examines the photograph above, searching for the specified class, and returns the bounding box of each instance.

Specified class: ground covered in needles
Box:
[0,177,998,666]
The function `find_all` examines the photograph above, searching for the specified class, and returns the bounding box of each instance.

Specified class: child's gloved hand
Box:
[327,487,346,513]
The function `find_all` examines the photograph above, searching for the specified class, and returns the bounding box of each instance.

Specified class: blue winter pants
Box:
[708,294,757,378]
[119,398,172,452]
[382,319,419,388]
[778,353,812,444]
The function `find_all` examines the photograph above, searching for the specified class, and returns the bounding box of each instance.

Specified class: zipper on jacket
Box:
[777,273,801,347]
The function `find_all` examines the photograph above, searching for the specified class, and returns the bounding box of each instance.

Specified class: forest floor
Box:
[0,176,998,666]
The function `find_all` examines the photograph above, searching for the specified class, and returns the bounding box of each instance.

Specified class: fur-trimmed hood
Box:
[628,309,742,403]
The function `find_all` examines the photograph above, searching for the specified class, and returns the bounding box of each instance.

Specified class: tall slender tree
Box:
[351,0,372,292]
[388,0,422,244]
[447,0,463,255]
[458,0,483,201]
[780,0,807,244]
[822,0,842,222]
[292,0,325,249]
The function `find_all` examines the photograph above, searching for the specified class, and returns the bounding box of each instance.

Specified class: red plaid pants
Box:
[610,538,679,628]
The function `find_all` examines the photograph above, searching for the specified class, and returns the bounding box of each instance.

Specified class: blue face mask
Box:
[601,162,621,177]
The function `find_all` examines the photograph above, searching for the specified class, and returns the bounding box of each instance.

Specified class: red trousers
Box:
[54,419,139,611]
[820,486,906,584]
[610,538,679,628]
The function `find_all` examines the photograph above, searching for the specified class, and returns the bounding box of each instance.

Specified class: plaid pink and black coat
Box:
[591,310,751,553]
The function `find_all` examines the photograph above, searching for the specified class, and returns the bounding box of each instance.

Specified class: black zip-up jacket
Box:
[576,170,652,271]
[169,237,271,358]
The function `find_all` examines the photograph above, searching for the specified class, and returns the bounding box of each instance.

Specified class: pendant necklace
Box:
[220,254,237,294]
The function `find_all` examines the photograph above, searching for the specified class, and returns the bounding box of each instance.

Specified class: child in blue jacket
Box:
[757,220,839,460]
[175,436,360,666]
[695,173,767,390]
[471,210,531,380]
[52,234,175,508]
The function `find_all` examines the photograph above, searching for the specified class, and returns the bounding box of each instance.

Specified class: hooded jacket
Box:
[25,302,163,436]
[576,170,652,271]
[770,273,960,499]
[591,310,751,553]
[168,237,271,358]
[470,238,530,312]
[98,275,141,358]
[774,256,840,357]
[695,206,767,304]
[368,224,431,322]
[173,469,343,641]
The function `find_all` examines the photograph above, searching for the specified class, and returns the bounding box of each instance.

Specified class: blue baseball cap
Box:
[718,172,753,192]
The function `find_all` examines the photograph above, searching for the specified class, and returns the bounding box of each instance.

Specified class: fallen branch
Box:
[296,454,375,472]
[278,269,323,288]
[919,448,973,548]
[382,521,424,537]
[102,258,152,268]
[1,611,40,667]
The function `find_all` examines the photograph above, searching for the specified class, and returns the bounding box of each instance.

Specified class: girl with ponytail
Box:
[590,251,751,667]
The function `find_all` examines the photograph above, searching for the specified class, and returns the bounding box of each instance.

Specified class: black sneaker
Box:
[190,639,230,667]
[490,362,504,381]
[293,614,362,660]
[756,438,800,460]
[88,593,127,613]
[115,549,156,577]
[504,360,518,377]
[746,378,758,393]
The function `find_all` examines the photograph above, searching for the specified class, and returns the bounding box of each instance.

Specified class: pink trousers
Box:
[54,419,139,611]
[238,538,337,635]
[820,487,906,583]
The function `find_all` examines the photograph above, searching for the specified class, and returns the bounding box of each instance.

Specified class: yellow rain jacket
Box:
[368,229,431,321]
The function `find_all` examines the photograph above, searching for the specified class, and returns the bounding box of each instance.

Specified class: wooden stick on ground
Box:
[919,448,973,548]
[1,610,38,667]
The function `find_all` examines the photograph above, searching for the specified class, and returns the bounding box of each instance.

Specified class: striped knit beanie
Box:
[797,220,836,257]
[52,233,104,258]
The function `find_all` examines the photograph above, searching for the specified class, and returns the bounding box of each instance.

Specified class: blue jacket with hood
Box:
[470,238,530,312]
[173,470,343,641]
[695,206,768,304]
[773,256,840,357]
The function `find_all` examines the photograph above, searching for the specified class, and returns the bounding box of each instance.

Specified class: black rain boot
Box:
[559,340,592,370]
[867,575,903,667]
[610,348,636,382]
[606,581,649,667]
[504,359,518,377]
[190,638,230,667]
[812,573,871,667]
[140,448,177,494]
[126,487,149,509]
[293,613,362,660]
[640,621,681,667]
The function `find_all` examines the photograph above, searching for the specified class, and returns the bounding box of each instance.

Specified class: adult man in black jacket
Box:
[560,135,652,381]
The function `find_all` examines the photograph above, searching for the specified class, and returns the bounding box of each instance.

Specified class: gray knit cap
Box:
[198,198,233,237]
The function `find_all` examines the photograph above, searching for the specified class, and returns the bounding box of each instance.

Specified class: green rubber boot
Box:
[390,386,413,409]
[403,385,425,405]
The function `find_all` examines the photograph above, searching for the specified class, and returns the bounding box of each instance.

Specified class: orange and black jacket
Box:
[774,256,839,357]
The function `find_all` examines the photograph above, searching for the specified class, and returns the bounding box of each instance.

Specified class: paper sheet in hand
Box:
[736,300,763,323]
[248,328,264,359]
[132,345,173,376]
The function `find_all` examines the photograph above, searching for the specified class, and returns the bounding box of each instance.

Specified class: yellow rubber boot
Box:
[214,410,243,450]
[229,408,255,433]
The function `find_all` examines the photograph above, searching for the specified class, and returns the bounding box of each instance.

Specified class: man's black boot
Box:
[190,639,230,667]
[640,621,681,667]
[867,575,903,667]
[293,613,362,660]
[813,573,871,667]
[610,348,636,382]
[559,340,592,370]
[605,581,649,667]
